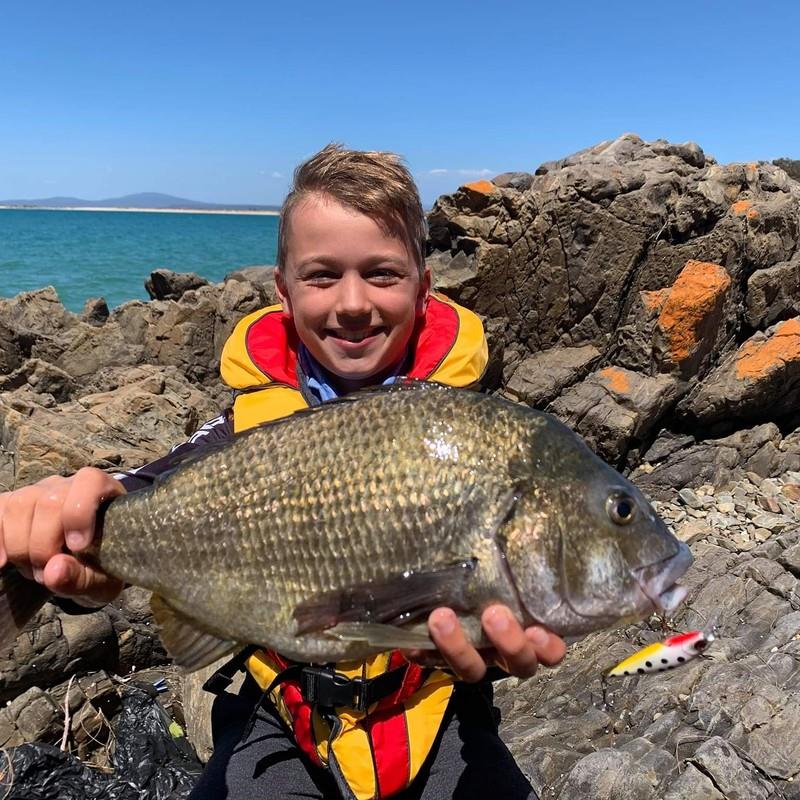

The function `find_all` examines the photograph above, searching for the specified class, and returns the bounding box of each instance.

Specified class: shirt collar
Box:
[298,345,406,403]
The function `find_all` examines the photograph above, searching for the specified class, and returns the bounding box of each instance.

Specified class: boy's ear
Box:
[275,268,292,317]
[416,267,431,317]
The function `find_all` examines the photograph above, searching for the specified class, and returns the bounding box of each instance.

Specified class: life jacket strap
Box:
[298,664,410,713]
[202,645,261,695]
[205,649,415,711]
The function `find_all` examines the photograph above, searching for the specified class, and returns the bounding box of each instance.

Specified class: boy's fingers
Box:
[428,608,487,683]
[2,485,40,576]
[61,469,125,552]
[482,605,540,679]
[43,554,123,604]
[27,479,75,576]
[524,626,567,667]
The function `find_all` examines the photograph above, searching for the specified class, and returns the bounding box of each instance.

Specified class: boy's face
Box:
[276,193,430,391]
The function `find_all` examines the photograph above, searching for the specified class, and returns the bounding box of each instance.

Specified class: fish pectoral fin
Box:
[150,594,238,672]
[0,566,51,653]
[326,622,436,650]
[292,558,478,635]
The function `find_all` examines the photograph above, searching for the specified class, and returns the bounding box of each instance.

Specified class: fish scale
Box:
[0,382,693,668]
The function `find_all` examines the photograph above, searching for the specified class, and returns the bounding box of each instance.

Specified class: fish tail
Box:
[0,565,51,653]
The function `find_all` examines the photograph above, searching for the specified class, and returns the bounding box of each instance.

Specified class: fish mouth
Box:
[633,541,693,614]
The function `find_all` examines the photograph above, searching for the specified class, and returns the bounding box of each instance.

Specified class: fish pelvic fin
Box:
[150,594,239,672]
[292,558,478,635]
[326,622,437,651]
[0,565,51,653]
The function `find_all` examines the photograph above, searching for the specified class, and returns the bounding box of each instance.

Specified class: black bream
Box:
[0,381,692,669]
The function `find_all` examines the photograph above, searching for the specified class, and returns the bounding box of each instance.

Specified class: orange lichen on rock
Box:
[462,180,496,195]
[746,208,760,220]
[641,288,670,312]
[735,318,800,380]
[598,367,631,394]
[732,200,752,215]
[657,260,731,364]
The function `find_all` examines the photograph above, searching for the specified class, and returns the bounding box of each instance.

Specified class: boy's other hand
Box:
[427,605,566,683]
[0,467,126,606]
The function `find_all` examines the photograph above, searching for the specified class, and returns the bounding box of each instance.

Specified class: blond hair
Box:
[277,144,426,273]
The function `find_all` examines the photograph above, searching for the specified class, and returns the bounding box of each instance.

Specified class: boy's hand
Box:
[0,468,126,606]
[427,605,566,682]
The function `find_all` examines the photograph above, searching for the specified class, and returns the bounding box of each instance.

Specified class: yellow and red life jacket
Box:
[219,292,488,800]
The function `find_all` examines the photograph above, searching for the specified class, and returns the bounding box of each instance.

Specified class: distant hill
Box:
[0,192,279,212]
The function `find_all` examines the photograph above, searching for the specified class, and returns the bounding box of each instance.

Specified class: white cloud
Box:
[426,168,494,177]
[272,171,284,179]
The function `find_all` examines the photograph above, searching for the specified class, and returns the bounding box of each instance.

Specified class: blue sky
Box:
[2,0,799,207]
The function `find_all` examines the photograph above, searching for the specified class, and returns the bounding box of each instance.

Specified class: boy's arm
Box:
[115,413,234,491]
[0,413,235,606]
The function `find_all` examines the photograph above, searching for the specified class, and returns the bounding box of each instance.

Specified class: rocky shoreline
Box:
[3,134,800,798]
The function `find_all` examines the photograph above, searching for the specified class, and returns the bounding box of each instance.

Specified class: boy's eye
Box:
[305,270,339,284]
[367,269,400,283]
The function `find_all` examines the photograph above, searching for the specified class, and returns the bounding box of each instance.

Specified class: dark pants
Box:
[189,675,536,800]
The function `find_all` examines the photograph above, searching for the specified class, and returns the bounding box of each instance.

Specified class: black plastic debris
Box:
[0,686,203,800]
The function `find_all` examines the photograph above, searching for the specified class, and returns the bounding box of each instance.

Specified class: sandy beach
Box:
[0,205,279,216]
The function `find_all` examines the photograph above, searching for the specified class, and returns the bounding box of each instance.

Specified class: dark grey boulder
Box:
[144,268,209,301]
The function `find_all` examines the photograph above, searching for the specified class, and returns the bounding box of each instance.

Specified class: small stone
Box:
[717,501,736,514]
[751,513,788,531]
[757,495,782,513]
[782,484,800,502]
[678,488,703,509]
[753,528,773,542]
[760,479,781,497]
[746,471,765,487]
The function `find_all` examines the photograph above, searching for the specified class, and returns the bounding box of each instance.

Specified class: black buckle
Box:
[300,666,368,712]
[202,671,235,695]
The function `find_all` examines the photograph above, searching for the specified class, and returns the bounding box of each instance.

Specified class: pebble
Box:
[678,488,703,509]
[650,472,799,555]
[783,484,800,501]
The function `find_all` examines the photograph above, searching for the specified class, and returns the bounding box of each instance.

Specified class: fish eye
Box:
[694,639,707,651]
[606,493,636,525]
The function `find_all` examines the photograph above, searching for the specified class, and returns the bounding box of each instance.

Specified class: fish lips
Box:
[633,541,693,615]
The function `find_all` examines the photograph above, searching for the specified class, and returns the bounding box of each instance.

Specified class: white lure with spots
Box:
[607,629,715,677]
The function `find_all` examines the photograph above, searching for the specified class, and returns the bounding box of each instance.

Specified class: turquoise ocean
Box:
[0,208,279,313]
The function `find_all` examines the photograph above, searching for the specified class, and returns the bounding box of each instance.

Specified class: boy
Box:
[0,145,565,799]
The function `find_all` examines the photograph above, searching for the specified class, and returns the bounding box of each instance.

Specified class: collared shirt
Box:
[297,344,406,404]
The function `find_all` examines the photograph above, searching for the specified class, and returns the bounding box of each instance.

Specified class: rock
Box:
[0,365,219,489]
[80,297,110,327]
[774,158,800,182]
[0,359,75,403]
[144,268,209,301]
[682,317,800,427]
[503,345,601,407]
[678,487,703,509]
[224,266,278,306]
[746,256,800,329]
[492,171,533,191]
[0,687,61,747]
[548,367,682,464]
[617,260,733,380]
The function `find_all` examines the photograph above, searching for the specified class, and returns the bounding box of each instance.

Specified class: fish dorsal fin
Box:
[292,558,478,635]
[150,594,238,671]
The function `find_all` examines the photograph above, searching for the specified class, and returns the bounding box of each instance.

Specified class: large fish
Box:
[0,382,692,670]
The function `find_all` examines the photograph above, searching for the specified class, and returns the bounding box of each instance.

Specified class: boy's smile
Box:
[276,193,430,392]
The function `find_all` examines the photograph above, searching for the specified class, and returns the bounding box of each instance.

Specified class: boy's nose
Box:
[336,274,372,317]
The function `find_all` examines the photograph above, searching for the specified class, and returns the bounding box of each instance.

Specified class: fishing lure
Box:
[607,627,716,677]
